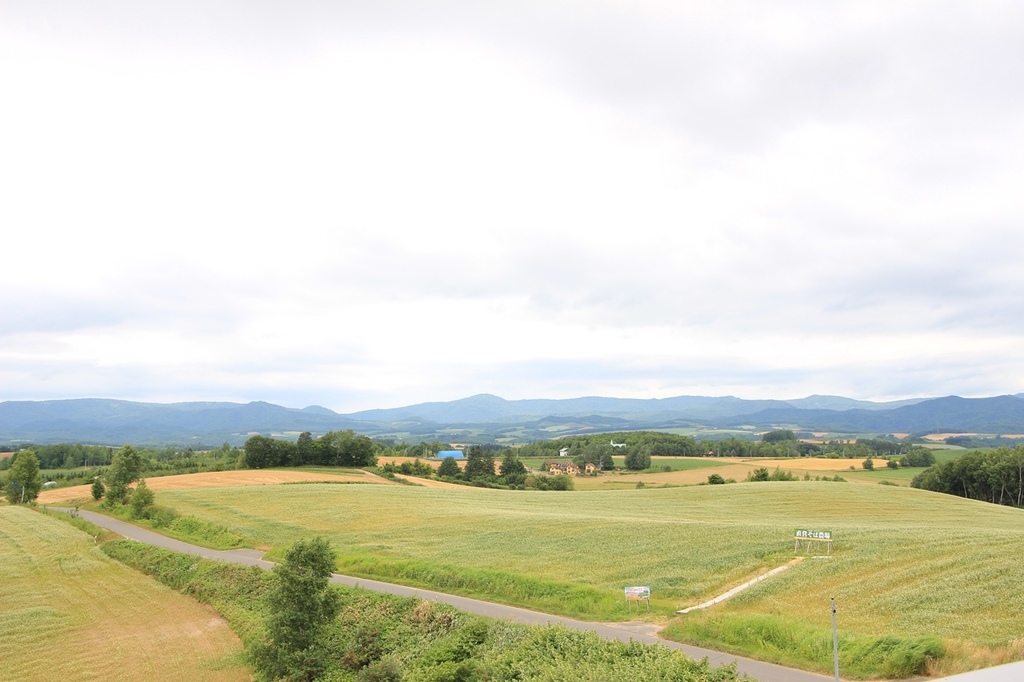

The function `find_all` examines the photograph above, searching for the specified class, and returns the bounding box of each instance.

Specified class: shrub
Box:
[708,474,726,485]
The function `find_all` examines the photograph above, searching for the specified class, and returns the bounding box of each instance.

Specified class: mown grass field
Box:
[0,506,248,682]
[157,481,1024,656]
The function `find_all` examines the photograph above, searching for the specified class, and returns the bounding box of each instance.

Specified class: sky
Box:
[2,1,1023,413]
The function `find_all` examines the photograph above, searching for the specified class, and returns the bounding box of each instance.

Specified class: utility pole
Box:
[831,596,840,682]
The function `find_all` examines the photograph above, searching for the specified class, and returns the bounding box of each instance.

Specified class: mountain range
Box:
[1,393,1023,447]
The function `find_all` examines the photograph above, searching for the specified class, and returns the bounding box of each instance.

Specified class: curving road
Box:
[58,507,833,682]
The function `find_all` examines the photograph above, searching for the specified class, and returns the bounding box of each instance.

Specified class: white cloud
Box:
[2,1,1023,411]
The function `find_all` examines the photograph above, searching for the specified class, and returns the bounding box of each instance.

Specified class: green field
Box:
[157,480,1024,672]
[0,506,248,682]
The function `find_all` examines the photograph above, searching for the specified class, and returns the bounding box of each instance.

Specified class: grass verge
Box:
[663,612,944,678]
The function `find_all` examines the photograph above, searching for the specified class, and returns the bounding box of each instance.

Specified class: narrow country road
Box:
[59,507,834,682]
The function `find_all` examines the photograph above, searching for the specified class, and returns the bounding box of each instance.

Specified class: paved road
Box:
[60,508,834,682]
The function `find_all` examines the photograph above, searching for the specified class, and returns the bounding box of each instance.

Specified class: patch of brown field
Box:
[923,433,977,441]
[574,457,892,490]
[38,468,378,504]
[0,451,13,458]
[572,464,758,489]
[377,455,465,470]
[741,457,880,471]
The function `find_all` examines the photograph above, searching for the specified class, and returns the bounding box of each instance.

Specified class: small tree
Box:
[129,479,154,518]
[4,450,42,504]
[91,478,106,501]
[437,457,461,479]
[253,537,341,681]
[462,446,495,482]
[707,473,726,485]
[105,444,143,505]
[624,449,651,471]
[863,458,875,471]
[498,452,527,486]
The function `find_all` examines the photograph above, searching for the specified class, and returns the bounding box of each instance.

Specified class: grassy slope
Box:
[0,506,248,682]
[158,482,1024,647]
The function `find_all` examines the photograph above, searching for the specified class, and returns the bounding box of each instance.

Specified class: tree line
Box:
[243,430,376,468]
[912,446,1024,507]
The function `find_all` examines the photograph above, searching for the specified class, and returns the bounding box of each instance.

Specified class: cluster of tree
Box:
[517,432,703,459]
[817,439,934,464]
[0,442,114,469]
[745,466,797,482]
[0,442,243,491]
[428,447,572,490]
[912,446,1024,507]
[943,434,1024,449]
[243,430,376,469]
[706,437,815,458]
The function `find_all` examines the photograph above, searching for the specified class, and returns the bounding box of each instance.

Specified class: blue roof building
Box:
[437,449,465,459]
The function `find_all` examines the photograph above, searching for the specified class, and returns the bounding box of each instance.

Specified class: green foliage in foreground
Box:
[4,449,42,503]
[103,540,746,682]
[253,537,341,681]
[664,612,944,679]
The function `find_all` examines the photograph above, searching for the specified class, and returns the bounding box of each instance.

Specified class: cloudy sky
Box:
[2,1,1022,412]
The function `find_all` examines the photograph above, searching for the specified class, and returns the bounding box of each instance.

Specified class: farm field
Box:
[155,479,1024,661]
[568,456,930,489]
[36,466,383,504]
[0,506,248,682]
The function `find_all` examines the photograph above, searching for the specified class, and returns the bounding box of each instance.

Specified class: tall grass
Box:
[664,612,944,678]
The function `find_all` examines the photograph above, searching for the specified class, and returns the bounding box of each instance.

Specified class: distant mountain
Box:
[348,393,806,423]
[784,394,925,411]
[2,393,1022,447]
[718,395,1024,434]
[0,399,361,446]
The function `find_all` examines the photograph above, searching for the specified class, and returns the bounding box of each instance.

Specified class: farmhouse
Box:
[547,461,580,476]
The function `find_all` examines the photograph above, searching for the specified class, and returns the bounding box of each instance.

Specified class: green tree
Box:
[4,450,42,504]
[129,478,155,518]
[762,429,796,443]
[863,458,875,470]
[463,446,495,482]
[624,449,651,471]
[708,473,726,484]
[498,452,527,486]
[252,537,341,681]
[105,445,143,505]
[91,477,106,501]
[437,456,461,479]
[296,431,314,466]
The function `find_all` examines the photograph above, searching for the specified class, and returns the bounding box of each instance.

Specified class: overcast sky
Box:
[2,1,1022,412]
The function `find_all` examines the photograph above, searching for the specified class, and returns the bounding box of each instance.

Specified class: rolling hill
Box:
[1,393,1021,446]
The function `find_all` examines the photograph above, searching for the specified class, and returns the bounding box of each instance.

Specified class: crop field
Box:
[156,481,1024,657]
[565,456,931,489]
[0,506,248,682]
[36,467,382,504]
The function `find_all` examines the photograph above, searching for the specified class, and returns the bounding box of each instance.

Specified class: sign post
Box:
[624,586,650,613]
[831,596,840,682]
[795,529,833,555]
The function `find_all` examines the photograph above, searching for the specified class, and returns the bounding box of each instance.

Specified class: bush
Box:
[862,458,874,470]
[708,474,726,485]
[624,450,651,470]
